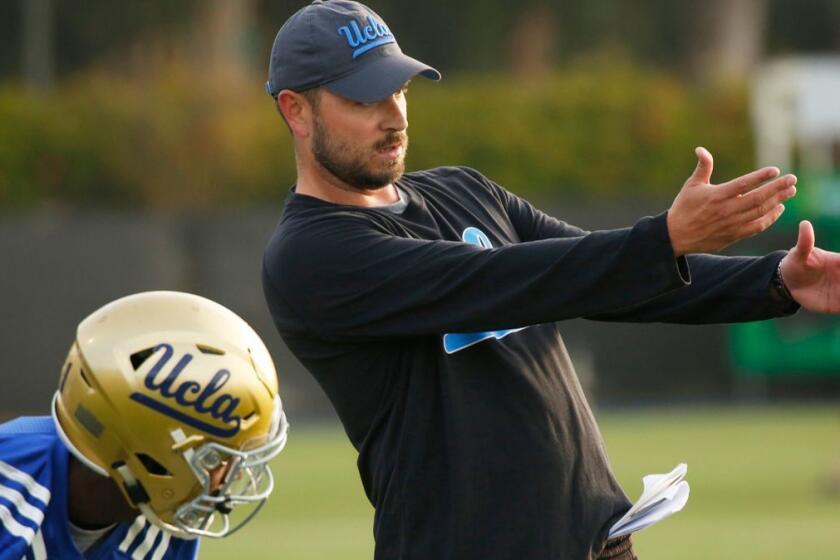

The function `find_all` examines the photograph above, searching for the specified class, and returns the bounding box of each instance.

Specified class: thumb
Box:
[791,220,815,261]
[688,147,714,185]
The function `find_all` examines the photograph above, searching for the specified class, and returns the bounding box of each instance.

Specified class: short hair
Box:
[300,87,322,110]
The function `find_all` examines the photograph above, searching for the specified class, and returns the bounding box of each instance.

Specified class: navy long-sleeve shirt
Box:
[262,166,797,560]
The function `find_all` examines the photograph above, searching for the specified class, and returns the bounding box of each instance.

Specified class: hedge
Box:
[0,55,754,209]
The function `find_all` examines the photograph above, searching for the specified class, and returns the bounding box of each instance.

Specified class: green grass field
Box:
[201,404,840,559]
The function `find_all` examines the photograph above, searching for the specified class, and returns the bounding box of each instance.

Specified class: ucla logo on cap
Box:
[337,15,395,59]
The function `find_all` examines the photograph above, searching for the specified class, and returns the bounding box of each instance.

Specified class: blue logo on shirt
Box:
[129,343,242,437]
[337,15,395,59]
[443,228,526,354]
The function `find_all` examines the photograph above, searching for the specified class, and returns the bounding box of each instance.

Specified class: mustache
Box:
[374,132,408,150]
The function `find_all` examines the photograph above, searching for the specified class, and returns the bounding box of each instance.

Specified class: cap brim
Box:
[324,53,441,104]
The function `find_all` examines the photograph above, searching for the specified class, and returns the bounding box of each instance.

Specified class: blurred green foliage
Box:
[0,64,292,209]
[0,54,754,209]
[409,52,754,199]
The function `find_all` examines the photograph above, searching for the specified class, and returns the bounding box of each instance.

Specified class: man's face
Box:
[308,86,409,191]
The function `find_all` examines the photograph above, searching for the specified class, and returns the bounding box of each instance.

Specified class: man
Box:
[261,2,836,558]
[0,291,288,559]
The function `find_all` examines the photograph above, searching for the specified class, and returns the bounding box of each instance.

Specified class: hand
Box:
[779,221,840,313]
[667,147,797,256]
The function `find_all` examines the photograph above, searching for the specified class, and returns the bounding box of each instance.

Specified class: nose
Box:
[380,92,407,132]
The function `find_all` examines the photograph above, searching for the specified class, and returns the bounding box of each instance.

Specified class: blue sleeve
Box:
[0,419,55,560]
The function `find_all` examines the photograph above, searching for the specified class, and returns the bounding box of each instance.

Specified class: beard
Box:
[311,115,408,191]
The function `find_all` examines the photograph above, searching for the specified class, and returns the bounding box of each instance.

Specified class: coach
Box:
[260,1,837,559]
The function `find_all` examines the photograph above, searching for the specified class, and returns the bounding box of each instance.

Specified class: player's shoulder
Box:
[0,416,56,555]
[0,415,57,438]
[0,416,59,470]
[0,415,58,493]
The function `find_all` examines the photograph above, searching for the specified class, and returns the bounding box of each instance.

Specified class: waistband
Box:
[597,535,637,560]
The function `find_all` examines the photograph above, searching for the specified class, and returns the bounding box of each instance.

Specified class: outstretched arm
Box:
[493,148,796,253]
[490,148,800,325]
[779,220,840,313]
[586,251,798,325]
[584,148,801,325]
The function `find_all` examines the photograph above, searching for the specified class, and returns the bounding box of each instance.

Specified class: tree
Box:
[687,0,768,83]
[21,0,54,91]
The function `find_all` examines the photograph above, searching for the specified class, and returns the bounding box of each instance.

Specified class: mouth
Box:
[377,143,404,160]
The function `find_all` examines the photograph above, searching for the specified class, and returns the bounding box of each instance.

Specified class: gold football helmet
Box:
[52,291,288,538]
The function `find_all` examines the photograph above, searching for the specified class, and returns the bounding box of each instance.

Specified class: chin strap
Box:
[112,462,150,506]
[112,456,200,540]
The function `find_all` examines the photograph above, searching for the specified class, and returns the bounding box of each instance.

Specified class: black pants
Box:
[597,536,637,560]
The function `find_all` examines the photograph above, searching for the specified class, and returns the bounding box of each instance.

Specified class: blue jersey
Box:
[0,416,199,560]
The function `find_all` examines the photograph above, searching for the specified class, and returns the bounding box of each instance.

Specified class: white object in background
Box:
[752,56,840,173]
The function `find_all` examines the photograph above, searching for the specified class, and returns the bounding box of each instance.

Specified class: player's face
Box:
[309,85,409,191]
[208,459,232,494]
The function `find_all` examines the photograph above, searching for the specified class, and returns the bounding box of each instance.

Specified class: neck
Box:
[67,455,139,529]
[294,154,399,207]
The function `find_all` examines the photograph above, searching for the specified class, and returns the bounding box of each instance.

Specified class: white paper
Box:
[608,463,690,539]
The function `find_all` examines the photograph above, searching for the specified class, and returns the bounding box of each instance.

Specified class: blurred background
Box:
[1,0,840,558]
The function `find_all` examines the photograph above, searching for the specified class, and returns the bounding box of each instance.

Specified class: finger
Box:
[736,206,785,239]
[736,203,786,238]
[793,220,815,261]
[688,147,714,185]
[730,175,796,219]
[719,166,783,196]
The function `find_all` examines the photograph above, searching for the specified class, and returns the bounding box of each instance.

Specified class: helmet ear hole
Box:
[130,348,156,370]
[136,453,173,477]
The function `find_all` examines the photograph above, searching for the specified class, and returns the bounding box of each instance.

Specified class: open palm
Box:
[780,221,840,313]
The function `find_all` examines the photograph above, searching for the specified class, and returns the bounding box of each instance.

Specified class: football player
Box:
[0,291,288,559]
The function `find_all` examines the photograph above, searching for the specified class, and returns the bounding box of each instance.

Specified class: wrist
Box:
[665,211,685,257]
[771,260,794,301]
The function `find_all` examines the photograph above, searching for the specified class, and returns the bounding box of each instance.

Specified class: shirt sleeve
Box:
[0,432,53,559]
[263,211,690,339]
[587,251,800,324]
[465,169,799,325]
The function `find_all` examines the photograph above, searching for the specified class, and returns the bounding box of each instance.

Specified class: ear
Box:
[277,90,312,138]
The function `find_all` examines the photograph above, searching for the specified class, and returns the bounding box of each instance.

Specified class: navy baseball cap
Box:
[266,0,441,103]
